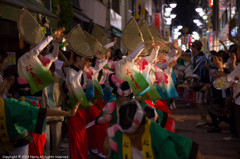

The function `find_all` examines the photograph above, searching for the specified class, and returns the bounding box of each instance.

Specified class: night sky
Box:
[171,0,201,33]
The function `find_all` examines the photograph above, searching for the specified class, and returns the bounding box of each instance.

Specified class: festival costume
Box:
[18,36,55,95]
[17,36,59,159]
[84,59,109,152]
[115,44,149,95]
[0,98,46,156]
[88,41,116,153]
[155,53,179,100]
[66,66,88,159]
[88,43,116,153]
[65,65,88,159]
[142,100,175,132]
[135,46,162,100]
[108,120,198,159]
[66,56,107,158]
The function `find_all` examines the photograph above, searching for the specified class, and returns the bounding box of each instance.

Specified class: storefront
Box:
[0,0,57,53]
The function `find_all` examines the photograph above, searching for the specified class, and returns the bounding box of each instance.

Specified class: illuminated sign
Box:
[209,0,213,7]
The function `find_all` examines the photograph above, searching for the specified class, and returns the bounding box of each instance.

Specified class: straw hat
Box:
[91,24,109,46]
[149,24,162,42]
[17,9,45,45]
[84,31,108,55]
[138,21,154,56]
[148,25,169,53]
[122,17,144,52]
[139,21,154,43]
[68,25,94,58]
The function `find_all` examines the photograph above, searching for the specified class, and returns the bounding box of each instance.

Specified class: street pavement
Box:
[175,101,240,159]
[59,101,240,159]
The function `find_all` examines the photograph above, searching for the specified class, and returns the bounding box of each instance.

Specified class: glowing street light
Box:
[165,7,172,12]
[170,14,176,19]
[199,11,205,17]
[170,3,177,8]
[202,15,208,20]
[195,7,203,13]
[166,21,172,25]
[164,12,171,17]
[193,19,200,24]
[192,31,198,35]
[177,25,183,29]
[197,22,202,26]
[174,28,179,32]
[165,17,172,22]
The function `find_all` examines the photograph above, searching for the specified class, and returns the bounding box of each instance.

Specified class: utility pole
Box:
[238,0,240,43]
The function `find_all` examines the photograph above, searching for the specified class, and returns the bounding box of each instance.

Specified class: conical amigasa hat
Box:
[149,24,162,42]
[149,24,169,52]
[17,9,45,45]
[91,24,109,45]
[84,31,108,56]
[139,21,154,56]
[139,22,154,43]
[122,17,143,52]
[68,25,94,58]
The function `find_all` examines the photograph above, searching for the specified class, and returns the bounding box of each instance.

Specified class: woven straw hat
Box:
[122,17,143,52]
[139,21,154,43]
[17,9,45,45]
[91,24,109,46]
[149,24,162,42]
[149,25,169,53]
[84,31,108,55]
[68,25,94,58]
[139,21,154,56]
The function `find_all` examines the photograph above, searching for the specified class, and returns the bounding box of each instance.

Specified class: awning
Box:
[73,7,91,23]
[0,0,57,28]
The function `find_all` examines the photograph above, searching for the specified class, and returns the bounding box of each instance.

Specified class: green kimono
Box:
[109,121,198,159]
[0,98,46,149]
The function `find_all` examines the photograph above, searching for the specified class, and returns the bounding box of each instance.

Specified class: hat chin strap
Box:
[118,100,144,133]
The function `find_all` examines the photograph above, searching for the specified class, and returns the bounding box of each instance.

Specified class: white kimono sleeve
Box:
[104,42,115,49]
[125,43,145,63]
[51,43,60,60]
[69,70,83,84]
[30,36,53,57]
[144,46,160,64]
[92,59,108,74]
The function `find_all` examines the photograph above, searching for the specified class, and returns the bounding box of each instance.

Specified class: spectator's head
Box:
[228,44,240,62]
[218,50,225,56]
[185,49,191,54]
[3,65,17,87]
[221,53,230,63]
[118,99,146,134]
[0,50,8,72]
[191,40,202,55]
[210,50,218,56]
[229,44,237,54]
[3,65,19,99]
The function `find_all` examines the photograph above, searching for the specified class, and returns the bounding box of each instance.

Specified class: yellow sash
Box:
[122,120,154,159]
[0,97,13,149]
